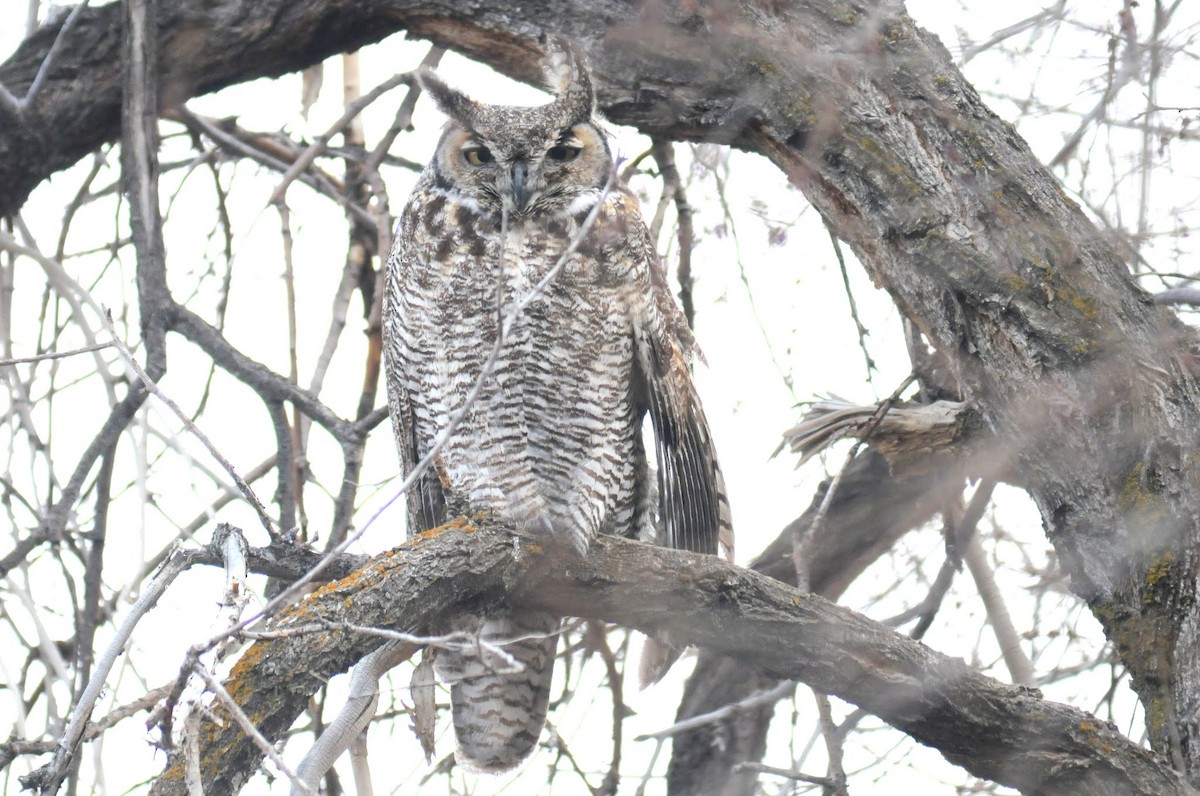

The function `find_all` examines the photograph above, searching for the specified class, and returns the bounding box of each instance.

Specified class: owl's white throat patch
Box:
[562,190,601,218]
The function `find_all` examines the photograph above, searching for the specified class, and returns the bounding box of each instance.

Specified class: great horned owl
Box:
[383,38,732,773]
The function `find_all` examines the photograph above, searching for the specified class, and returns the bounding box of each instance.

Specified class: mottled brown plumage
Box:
[383,37,731,773]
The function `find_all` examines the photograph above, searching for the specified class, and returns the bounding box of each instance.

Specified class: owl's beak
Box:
[509,159,531,211]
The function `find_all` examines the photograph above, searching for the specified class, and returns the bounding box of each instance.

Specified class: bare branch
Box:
[1155,287,1200,306]
[22,551,192,794]
[146,524,1195,796]
[270,71,415,205]
[22,0,92,109]
[0,341,114,367]
[964,532,1036,686]
[732,761,835,788]
[636,681,795,741]
[293,641,416,794]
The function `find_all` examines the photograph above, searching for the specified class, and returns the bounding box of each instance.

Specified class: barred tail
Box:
[435,610,560,773]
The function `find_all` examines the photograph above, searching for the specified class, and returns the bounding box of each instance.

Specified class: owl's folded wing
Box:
[383,321,447,537]
[634,254,733,561]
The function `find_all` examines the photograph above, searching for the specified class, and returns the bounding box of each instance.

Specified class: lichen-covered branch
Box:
[149,522,1192,796]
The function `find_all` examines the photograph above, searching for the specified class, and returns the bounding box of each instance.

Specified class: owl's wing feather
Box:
[383,229,447,538]
[626,198,732,559]
[642,331,724,555]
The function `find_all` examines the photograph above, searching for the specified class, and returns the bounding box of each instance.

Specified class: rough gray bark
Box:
[6,0,1200,787]
[147,523,1193,796]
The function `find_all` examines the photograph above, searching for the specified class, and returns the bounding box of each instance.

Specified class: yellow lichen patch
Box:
[1076,719,1115,753]
[1145,695,1170,744]
[1031,262,1101,323]
[415,516,477,542]
[1119,463,1151,511]
[226,640,268,685]
[779,101,816,130]
[223,642,271,705]
[158,757,186,782]
[1001,275,1030,293]
[1145,551,1176,590]
[1060,286,1100,321]
[855,136,925,198]
[308,561,382,601]
[831,7,862,25]
[746,59,779,75]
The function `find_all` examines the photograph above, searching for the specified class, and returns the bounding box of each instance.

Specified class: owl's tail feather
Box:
[435,610,560,773]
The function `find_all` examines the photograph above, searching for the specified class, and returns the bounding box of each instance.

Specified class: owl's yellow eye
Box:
[462,146,493,166]
[546,145,581,162]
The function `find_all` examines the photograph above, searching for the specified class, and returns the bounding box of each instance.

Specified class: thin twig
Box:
[26,551,192,794]
[651,139,696,330]
[883,479,997,639]
[585,622,624,794]
[7,385,150,578]
[364,46,445,174]
[178,108,374,228]
[0,342,114,366]
[828,226,874,380]
[964,531,1036,686]
[544,719,598,794]
[171,304,356,438]
[1,684,172,760]
[705,147,799,402]
[0,226,115,387]
[271,71,415,205]
[733,761,834,788]
[275,201,305,534]
[194,667,316,796]
[636,680,795,741]
[23,0,93,109]
[814,690,848,795]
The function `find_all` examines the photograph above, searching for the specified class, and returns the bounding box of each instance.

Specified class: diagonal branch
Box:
[148,522,1192,796]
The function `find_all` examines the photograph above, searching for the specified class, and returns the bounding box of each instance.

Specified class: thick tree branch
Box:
[669,448,961,795]
[149,522,1191,796]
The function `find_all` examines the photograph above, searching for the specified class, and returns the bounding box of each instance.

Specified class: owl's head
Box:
[419,38,612,220]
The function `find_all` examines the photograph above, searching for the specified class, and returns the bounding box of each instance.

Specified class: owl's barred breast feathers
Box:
[383,36,732,773]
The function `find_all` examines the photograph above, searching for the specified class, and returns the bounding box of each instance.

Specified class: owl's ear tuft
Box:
[541,35,596,123]
[417,69,481,127]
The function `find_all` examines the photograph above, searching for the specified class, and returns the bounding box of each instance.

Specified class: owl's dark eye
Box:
[546,145,582,162]
[462,146,494,166]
